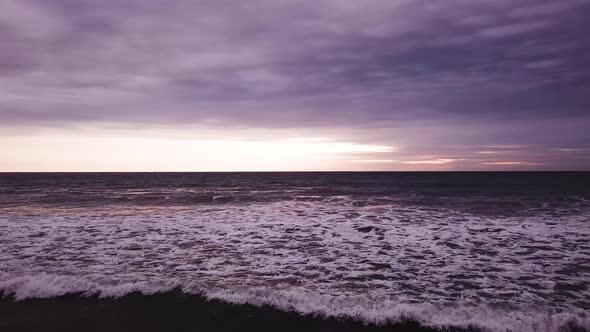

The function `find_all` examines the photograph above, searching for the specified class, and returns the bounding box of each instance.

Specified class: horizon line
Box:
[1,170,589,174]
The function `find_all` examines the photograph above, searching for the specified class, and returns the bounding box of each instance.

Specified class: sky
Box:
[1,0,589,171]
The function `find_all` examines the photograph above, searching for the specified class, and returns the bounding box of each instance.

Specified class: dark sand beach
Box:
[0,290,478,332]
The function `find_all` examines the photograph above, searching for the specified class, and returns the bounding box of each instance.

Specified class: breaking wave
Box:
[1,173,589,332]
[1,273,588,332]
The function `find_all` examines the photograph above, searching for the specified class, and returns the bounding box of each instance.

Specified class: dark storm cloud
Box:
[1,0,589,168]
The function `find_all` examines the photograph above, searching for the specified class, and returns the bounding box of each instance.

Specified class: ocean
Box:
[0,172,589,331]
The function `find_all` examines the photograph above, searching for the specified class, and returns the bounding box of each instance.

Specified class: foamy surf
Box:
[1,173,589,332]
[0,273,588,332]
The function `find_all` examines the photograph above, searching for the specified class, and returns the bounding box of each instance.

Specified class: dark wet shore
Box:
[0,290,478,332]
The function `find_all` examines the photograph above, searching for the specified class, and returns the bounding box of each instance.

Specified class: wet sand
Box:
[0,290,478,332]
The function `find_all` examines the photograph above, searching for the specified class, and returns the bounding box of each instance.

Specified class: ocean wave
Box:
[2,175,589,332]
[1,200,589,331]
[1,273,588,332]
[2,190,588,219]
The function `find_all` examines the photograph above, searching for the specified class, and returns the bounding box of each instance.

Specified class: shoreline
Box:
[0,289,478,332]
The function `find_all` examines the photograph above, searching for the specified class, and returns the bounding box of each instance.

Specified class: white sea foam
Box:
[0,273,588,332]
[1,199,589,331]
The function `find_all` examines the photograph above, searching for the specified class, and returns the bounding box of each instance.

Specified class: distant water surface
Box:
[0,172,589,331]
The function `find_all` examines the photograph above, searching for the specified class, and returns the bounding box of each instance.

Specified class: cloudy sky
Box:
[1,0,589,171]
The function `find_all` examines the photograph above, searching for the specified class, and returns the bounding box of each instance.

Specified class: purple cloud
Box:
[0,0,589,169]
